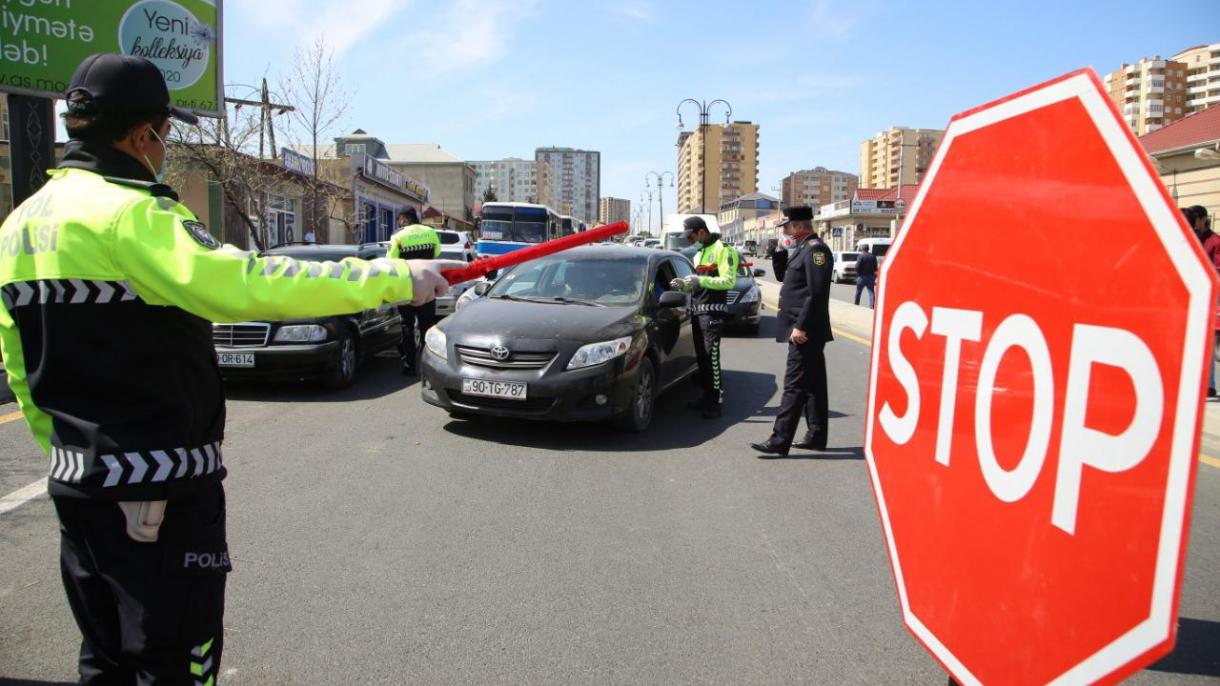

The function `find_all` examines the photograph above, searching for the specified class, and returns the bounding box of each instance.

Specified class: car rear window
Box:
[438,232,461,245]
[841,252,859,261]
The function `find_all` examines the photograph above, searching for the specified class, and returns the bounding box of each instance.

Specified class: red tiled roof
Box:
[855,184,921,202]
[1139,105,1220,155]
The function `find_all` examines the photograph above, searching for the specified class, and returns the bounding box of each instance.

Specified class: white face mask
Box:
[142,126,168,183]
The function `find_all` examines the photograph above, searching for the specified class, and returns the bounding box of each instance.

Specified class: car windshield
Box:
[489,255,646,306]
[517,221,548,243]
[480,220,512,241]
[664,234,687,250]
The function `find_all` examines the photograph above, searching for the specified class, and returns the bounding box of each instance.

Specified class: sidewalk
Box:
[757,281,1220,469]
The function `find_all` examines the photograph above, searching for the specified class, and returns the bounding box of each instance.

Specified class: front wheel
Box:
[323,331,358,389]
[614,358,656,433]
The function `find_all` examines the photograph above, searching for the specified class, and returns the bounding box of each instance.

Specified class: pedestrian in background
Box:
[854,243,878,308]
[751,206,834,457]
[1184,205,1219,397]
[389,207,442,376]
[0,53,461,685]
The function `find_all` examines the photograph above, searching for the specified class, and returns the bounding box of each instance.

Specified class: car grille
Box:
[726,291,740,305]
[450,392,555,411]
[456,346,555,370]
[212,323,270,348]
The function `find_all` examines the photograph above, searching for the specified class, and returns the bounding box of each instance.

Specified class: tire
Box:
[324,331,358,389]
[614,357,656,433]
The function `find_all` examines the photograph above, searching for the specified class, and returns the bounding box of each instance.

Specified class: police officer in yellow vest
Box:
[387,207,442,375]
[0,54,465,684]
[670,216,739,419]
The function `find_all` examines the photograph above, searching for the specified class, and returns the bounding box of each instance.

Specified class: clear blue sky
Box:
[223,0,1218,227]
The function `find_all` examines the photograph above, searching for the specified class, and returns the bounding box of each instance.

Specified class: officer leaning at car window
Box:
[0,53,465,685]
[670,216,738,419]
[388,207,442,375]
[751,206,835,458]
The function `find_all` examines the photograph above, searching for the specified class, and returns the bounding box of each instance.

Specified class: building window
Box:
[346,143,366,156]
[267,194,297,246]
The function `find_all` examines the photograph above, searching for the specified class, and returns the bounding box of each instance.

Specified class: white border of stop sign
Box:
[864,70,1213,685]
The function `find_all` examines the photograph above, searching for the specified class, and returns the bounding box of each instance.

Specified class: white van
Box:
[855,237,893,263]
[661,213,721,251]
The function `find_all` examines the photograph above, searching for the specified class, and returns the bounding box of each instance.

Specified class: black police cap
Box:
[682,216,708,235]
[65,53,199,125]
[778,205,813,226]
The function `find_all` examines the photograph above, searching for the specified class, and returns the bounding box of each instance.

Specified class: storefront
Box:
[816,191,912,252]
[350,154,430,243]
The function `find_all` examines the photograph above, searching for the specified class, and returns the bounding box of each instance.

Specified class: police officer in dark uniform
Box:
[750,206,834,457]
[0,54,463,684]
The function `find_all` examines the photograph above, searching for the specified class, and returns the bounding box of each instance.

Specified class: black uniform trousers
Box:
[692,313,725,404]
[769,339,829,449]
[54,483,229,685]
[398,301,437,369]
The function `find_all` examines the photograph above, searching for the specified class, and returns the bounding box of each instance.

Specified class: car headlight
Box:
[739,287,760,304]
[566,336,632,370]
[425,326,447,359]
[273,324,328,343]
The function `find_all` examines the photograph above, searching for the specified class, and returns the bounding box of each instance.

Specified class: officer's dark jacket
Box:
[0,141,415,500]
[776,235,834,344]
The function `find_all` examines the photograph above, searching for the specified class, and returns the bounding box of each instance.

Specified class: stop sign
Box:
[864,69,1217,685]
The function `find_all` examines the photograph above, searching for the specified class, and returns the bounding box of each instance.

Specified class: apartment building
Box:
[859,127,944,189]
[1103,56,1190,135]
[470,157,553,206]
[1173,43,1220,115]
[676,121,760,214]
[598,196,630,225]
[781,167,858,208]
[535,147,601,223]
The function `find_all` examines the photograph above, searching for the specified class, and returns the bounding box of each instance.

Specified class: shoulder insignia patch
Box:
[183,220,220,250]
[813,252,827,267]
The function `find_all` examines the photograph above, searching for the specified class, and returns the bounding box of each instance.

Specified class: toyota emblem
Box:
[491,345,510,361]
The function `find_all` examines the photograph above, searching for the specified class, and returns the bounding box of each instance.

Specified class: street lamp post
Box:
[676,99,732,214]
[641,188,654,238]
[645,171,673,235]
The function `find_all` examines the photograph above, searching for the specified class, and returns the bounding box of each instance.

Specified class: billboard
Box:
[0,0,223,118]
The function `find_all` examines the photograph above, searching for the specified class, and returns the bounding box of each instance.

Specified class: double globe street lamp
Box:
[676,99,732,214]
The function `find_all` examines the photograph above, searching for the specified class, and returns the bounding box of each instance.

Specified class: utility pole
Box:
[224,79,294,160]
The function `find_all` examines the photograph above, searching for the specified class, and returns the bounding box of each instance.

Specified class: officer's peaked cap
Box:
[66,53,199,125]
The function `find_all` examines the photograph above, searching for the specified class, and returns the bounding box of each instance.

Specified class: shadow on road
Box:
[0,679,76,685]
[442,367,779,452]
[223,355,413,403]
[1148,617,1220,678]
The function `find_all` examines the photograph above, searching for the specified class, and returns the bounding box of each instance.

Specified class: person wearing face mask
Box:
[0,53,465,685]
[751,206,835,457]
[670,216,738,418]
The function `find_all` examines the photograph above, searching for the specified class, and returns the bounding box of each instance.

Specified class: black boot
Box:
[750,439,789,458]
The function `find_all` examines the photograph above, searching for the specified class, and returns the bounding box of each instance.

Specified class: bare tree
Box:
[167,102,289,251]
[279,36,356,242]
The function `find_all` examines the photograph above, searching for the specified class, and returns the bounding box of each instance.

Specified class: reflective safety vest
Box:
[0,167,416,500]
[691,239,739,314]
[388,223,441,261]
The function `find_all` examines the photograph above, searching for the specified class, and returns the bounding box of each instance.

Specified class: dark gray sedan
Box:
[420,246,700,432]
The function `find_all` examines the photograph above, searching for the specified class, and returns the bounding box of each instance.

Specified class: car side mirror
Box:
[753,268,765,277]
[658,291,687,308]
[473,281,492,296]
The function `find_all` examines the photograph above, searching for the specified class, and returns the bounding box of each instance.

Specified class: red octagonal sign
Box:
[865,70,1217,685]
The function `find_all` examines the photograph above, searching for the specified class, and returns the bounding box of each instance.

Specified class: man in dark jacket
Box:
[750,206,834,457]
[854,244,878,308]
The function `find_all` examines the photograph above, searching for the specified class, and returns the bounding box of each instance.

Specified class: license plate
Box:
[461,378,527,400]
[217,353,255,368]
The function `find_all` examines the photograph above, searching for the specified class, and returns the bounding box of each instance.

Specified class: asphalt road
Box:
[1,306,1217,684]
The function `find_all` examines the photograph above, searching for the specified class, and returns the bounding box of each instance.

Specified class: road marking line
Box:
[833,327,872,347]
[0,410,24,426]
[1201,454,1220,470]
[0,478,47,516]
